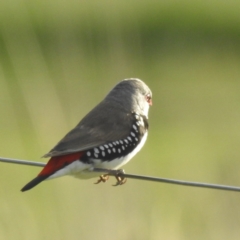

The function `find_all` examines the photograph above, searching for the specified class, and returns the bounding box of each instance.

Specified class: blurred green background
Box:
[1,0,240,239]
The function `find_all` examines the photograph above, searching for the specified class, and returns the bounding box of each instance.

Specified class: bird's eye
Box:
[146,94,152,106]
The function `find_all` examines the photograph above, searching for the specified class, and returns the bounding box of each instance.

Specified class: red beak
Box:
[149,99,153,106]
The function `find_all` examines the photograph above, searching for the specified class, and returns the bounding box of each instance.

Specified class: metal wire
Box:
[1,156,240,192]
[0,157,45,167]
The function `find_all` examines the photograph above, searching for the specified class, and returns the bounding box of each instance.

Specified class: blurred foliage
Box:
[1,0,240,239]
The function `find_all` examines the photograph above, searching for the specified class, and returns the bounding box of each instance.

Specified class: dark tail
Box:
[21,175,49,192]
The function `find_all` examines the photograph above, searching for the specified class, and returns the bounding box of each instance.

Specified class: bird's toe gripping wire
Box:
[93,169,127,186]
[112,169,127,186]
[94,174,109,184]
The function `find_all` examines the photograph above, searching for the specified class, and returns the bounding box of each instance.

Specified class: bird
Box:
[21,78,152,191]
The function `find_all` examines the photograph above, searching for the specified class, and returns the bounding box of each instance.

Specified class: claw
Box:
[113,176,127,186]
[112,169,127,186]
[94,174,109,184]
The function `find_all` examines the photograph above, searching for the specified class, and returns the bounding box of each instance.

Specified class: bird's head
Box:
[105,78,152,117]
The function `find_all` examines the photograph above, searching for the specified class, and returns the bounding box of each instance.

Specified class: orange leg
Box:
[113,175,127,186]
[94,174,109,184]
[112,169,127,186]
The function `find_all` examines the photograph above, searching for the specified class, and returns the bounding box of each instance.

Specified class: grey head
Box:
[44,78,152,157]
[104,78,152,117]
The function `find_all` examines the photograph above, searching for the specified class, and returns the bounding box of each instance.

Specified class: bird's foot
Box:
[94,174,109,184]
[112,169,127,186]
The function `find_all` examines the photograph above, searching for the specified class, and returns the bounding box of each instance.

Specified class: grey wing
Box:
[43,101,134,157]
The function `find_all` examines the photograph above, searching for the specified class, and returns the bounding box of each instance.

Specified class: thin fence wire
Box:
[1,156,240,192]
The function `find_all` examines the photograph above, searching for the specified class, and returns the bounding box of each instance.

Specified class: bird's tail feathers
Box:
[21,175,49,192]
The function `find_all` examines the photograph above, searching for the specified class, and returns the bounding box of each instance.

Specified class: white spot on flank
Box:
[118,149,121,153]
[94,148,99,153]
[94,153,98,158]
[131,132,136,137]
[104,144,109,148]
[100,146,104,150]
[102,151,105,157]
[108,149,111,154]
[124,139,128,144]
[120,140,123,144]
[87,151,91,157]
[133,124,137,130]
[109,143,113,147]
[135,114,139,119]
[116,141,119,145]
[135,137,138,142]
[113,148,116,153]
[122,146,125,150]
[136,121,140,126]
[128,136,132,141]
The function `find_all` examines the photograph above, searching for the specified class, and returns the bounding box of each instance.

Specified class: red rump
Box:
[39,152,83,176]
